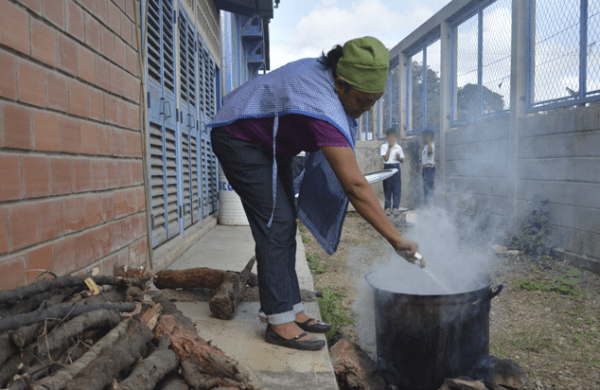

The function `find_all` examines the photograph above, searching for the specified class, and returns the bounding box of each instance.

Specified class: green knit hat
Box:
[336,37,389,94]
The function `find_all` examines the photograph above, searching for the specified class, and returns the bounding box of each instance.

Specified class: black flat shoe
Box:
[295,318,332,334]
[264,326,325,351]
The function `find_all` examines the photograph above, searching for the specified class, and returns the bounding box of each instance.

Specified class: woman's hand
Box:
[392,237,424,267]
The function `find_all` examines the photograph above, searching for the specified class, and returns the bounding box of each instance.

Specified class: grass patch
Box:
[307,253,327,274]
[297,220,306,233]
[318,287,355,339]
[302,236,309,244]
[518,268,582,295]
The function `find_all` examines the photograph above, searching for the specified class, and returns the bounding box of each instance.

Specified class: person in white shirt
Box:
[422,130,435,204]
[380,128,404,215]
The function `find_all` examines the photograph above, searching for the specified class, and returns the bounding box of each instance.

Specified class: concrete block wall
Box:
[443,117,511,231]
[0,0,146,290]
[517,105,600,259]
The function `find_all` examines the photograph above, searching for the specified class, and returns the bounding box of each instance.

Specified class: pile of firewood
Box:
[0,270,262,390]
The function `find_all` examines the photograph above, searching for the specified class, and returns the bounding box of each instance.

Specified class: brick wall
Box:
[0,0,146,290]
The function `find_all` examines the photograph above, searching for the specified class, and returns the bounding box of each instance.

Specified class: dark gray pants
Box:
[211,127,304,324]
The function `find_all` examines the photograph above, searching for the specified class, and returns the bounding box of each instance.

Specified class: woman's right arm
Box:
[320,145,419,259]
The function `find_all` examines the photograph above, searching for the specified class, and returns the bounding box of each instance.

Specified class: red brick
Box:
[27,244,55,281]
[0,0,31,55]
[106,160,119,188]
[91,158,108,190]
[89,87,104,121]
[102,253,118,275]
[17,59,46,108]
[9,203,40,251]
[97,125,111,155]
[39,199,65,241]
[125,0,134,20]
[116,246,128,266]
[113,0,125,11]
[123,130,135,157]
[80,121,97,154]
[46,71,69,112]
[104,93,118,124]
[58,34,78,76]
[110,64,123,96]
[34,110,60,152]
[69,79,89,117]
[101,190,114,216]
[63,196,85,232]
[96,56,110,91]
[53,235,77,274]
[84,194,102,227]
[129,104,140,131]
[133,132,142,158]
[67,1,85,41]
[0,255,27,290]
[110,127,123,156]
[126,45,138,76]
[108,1,120,32]
[42,0,64,28]
[84,13,100,51]
[128,240,140,266]
[120,12,131,45]
[118,160,132,187]
[58,115,80,154]
[123,72,140,103]
[117,99,128,128]
[125,188,136,214]
[135,186,146,212]
[122,215,133,244]
[78,45,95,84]
[79,0,94,13]
[132,213,143,239]
[2,102,32,149]
[50,156,72,195]
[114,189,133,217]
[31,19,57,67]
[0,154,21,201]
[22,155,50,198]
[132,160,141,185]
[0,50,17,99]
[0,207,8,254]
[101,26,114,59]
[21,0,42,14]
[114,38,126,68]
[73,158,91,192]
[94,0,108,24]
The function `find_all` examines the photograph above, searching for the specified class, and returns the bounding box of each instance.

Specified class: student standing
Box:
[422,130,435,204]
[380,128,404,215]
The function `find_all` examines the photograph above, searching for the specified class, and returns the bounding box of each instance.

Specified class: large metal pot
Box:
[365,271,503,389]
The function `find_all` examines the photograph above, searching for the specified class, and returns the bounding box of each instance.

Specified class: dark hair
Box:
[319,45,351,91]
[422,129,434,138]
[385,128,397,137]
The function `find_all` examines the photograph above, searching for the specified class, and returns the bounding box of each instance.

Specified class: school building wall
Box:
[0,0,146,290]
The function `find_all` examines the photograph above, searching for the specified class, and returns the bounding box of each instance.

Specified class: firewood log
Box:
[0,275,147,304]
[32,319,131,390]
[116,334,178,390]
[157,376,189,390]
[63,319,154,390]
[151,293,263,390]
[0,302,135,332]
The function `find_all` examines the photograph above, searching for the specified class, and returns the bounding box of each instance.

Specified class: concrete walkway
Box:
[165,225,338,390]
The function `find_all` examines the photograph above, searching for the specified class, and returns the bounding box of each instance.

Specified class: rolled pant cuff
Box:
[259,303,306,325]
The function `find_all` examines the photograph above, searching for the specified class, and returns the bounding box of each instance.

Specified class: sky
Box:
[268,0,450,71]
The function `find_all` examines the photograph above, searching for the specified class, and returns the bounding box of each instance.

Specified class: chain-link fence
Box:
[529,0,600,108]
[453,0,512,123]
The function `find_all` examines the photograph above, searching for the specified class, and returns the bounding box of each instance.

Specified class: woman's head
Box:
[320,37,389,119]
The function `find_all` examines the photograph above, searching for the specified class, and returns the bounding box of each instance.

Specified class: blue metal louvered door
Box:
[145,0,180,247]
[177,5,199,230]
[197,43,219,218]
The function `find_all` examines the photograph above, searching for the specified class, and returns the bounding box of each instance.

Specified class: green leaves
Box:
[318,288,355,339]
[518,268,582,295]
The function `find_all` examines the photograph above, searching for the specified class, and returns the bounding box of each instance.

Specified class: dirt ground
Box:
[299,212,600,390]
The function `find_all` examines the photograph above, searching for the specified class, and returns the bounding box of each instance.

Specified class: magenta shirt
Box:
[224,114,351,158]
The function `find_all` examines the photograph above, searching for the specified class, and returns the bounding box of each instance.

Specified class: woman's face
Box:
[335,77,384,119]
